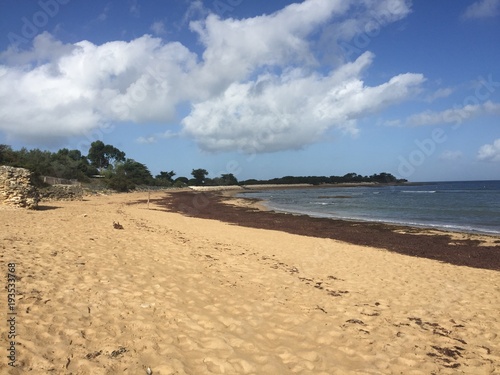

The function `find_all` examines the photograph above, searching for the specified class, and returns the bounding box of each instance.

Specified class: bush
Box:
[106,174,135,192]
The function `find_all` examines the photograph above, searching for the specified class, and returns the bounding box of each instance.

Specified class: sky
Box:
[0,0,499,182]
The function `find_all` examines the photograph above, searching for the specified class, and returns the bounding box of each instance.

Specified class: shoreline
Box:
[150,190,500,271]
[227,185,500,237]
[188,181,418,192]
[247,200,500,237]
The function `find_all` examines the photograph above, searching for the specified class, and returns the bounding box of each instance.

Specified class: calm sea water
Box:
[240,181,500,235]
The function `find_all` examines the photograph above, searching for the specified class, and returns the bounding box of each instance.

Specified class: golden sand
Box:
[1,191,499,374]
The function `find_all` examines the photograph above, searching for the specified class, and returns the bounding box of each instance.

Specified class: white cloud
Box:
[425,87,454,102]
[0,32,76,65]
[478,139,500,162]
[0,33,197,141]
[150,21,166,36]
[398,101,500,127]
[182,0,208,25]
[136,130,178,144]
[463,0,500,19]
[136,136,157,144]
[183,53,424,152]
[317,0,411,64]
[0,0,423,152]
[440,150,463,161]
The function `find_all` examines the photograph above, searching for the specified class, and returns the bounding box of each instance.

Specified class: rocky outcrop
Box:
[0,166,39,209]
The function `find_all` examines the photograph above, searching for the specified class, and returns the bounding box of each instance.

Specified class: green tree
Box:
[370,172,397,183]
[50,148,96,181]
[22,148,53,176]
[87,141,126,171]
[191,168,209,186]
[155,170,176,186]
[121,159,153,185]
[212,173,238,186]
[173,177,188,187]
[0,144,16,165]
[106,159,154,191]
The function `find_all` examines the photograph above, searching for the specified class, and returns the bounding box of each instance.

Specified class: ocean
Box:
[239,180,500,235]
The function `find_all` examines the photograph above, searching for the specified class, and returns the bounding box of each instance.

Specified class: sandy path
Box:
[1,192,499,374]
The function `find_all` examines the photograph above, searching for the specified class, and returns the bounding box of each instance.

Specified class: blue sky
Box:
[0,0,499,182]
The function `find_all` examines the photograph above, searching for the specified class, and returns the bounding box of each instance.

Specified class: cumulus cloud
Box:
[462,0,500,19]
[0,32,197,142]
[478,139,500,162]
[0,32,76,65]
[0,0,423,152]
[183,52,423,152]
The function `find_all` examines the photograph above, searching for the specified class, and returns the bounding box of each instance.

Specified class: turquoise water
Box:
[240,181,500,235]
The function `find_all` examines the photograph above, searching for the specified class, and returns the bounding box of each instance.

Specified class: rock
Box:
[113,222,124,230]
[0,165,39,209]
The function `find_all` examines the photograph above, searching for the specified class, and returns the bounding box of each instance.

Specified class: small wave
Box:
[318,195,354,199]
[402,190,436,194]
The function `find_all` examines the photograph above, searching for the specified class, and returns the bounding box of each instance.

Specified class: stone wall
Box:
[0,166,39,209]
[39,185,84,201]
[42,176,81,186]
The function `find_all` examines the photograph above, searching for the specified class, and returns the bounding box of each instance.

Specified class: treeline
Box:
[0,145,97,182]
[0,143,239,191]
[0,143,166,191]
[241,172,406,185]
[0,143,406,192]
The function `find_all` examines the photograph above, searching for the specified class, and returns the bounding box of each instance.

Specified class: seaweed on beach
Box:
[139,191,500,271]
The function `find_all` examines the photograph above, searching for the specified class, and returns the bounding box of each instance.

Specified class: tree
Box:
[191,168,209,186]
[106,159,153,191]
[21,148,53,176]
[155,170,176,186]
[0,144,15,164]
[174,176,188,186]
[119,159,153,185]
[212,173,238,186]
[370,172,397,183]
[87,141,126,171]
[50,148,96,181]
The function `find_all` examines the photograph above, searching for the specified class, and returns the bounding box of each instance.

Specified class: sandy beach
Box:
[1,191,499,374]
